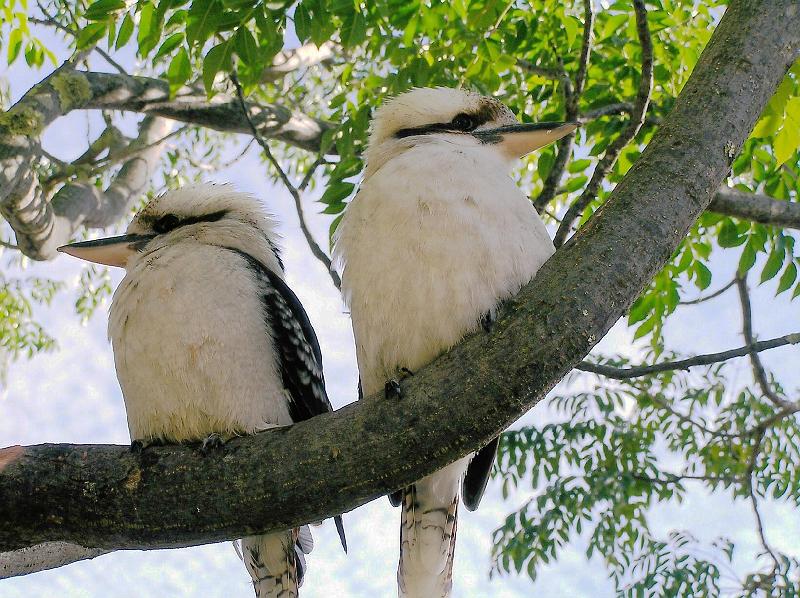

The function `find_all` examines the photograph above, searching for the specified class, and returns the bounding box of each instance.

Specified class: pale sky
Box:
[2,20,799,598]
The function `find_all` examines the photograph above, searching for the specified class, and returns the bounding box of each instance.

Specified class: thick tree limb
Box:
[577,332,800,379]
[709,186,800,230]
[1,0,798,576]
[553,0,654,246]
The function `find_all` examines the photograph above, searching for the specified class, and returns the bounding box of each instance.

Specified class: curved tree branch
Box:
[0,0,796,576]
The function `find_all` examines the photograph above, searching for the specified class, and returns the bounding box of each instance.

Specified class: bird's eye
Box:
[153,214,181,234]
[451,113,477,131]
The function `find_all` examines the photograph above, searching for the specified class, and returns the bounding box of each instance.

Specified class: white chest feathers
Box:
[109,242,291,442]
[334,143,555,396]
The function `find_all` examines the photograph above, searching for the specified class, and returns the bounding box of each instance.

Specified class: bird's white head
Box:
[365,87,578,174]
[57,183,282,271]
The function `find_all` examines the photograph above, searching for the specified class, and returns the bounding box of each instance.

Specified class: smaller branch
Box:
[30,10,128,76]
[0,239,20,250]
[746,428,781,577]
[649,394,739,439]
[577,332,800,379]
[230,73,341,290]
[553,0,653,247]
[735,275,789,408]
[517,59,561,80]
[709,186,800,230]
[632,472,737,485]
[678,279,735,305]
[532,1,594,213]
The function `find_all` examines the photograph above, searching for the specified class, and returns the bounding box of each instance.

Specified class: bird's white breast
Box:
[109,242,290,442]
[335,142,555,396]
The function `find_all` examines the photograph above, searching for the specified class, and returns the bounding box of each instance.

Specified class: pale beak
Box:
[57,234,155,268]
[474,121,579,158]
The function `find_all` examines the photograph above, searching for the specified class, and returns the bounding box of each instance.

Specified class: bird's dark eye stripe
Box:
[394,111,489,139]
[152,210,228,234]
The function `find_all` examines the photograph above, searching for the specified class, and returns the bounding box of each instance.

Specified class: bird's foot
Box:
[481,310,496,333]
[200,433,226,454]
[130,438,162,453]
[385,379,402,400]
[384,368,415,400]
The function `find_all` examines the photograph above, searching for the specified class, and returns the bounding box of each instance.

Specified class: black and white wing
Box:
[231,248,346,551]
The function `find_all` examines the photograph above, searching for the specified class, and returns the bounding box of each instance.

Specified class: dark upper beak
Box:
[57,234,155,268]
[473,121,579,158]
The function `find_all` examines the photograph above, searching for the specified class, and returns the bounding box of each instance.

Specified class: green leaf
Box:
[84,0,125,21]
[717,219,746,247]
[153,32,185,62]
[565,175,588,193]
[694,262,712,290]
[294,2,312,42]
[166,47,191,94]
[202,41,233,95]
[76,23,107,50]
[776,261,797,295]
[7,28,23,65]
[738,243,756,277]
[774,124,798,166]
[633,315,657,340]
[760,249,783,284]
[320,181,355,205]
[186,0,222,47]
[342,11,367,48]
[567,159,591,173]
[234,27,258,66]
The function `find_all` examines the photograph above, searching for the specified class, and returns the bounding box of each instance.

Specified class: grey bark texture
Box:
[1,0,798,566]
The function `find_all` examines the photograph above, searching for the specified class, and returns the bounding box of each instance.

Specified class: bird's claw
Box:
[201,433,226,454]
[130,438,162,453]
[385,379,403,400]
[481,310,495,333]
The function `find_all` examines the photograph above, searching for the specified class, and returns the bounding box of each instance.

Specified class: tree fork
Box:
[1,0,798,571]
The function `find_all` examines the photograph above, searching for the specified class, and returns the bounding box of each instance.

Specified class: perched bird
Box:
[333,87,576,597]
[58,184,346,598]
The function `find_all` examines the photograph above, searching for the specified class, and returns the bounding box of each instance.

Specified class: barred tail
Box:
[240,526,313,598]
[397,458,468,598]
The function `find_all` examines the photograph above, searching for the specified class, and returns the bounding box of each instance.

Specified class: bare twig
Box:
[577,332,800,379]
[533,0,594,213]
[679,279,735,305]
[746,428,781,577]
[230,73,341,290]
[649,394,739,439]
[0,239,20,250]
[31,8,128,76]
[517,59,561,80]
[735,274,789,408]
[553,0,653,246]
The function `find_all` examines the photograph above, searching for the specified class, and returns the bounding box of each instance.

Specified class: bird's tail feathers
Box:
[241,526,313,597]
[397,485,459,598]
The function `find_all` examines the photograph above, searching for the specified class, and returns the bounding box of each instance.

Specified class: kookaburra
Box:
[58,184,346,597]
[333,87,576,597]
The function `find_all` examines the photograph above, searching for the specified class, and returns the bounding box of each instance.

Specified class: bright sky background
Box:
[2,19,799,598]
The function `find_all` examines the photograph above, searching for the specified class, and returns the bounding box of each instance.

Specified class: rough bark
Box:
[0,0,796,569]
[710,185,800,230]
